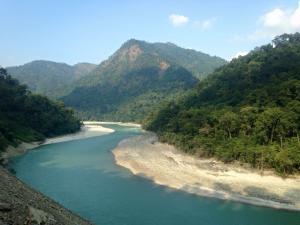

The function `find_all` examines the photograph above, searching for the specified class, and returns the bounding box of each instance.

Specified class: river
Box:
[9,124,300,225]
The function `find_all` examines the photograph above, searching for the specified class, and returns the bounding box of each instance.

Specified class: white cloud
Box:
[263,8,285,28]
[169,14,189,27]
[249,1,300,40]
[230,51,249,60]
[194,18,216,30]
[291,2,300,27]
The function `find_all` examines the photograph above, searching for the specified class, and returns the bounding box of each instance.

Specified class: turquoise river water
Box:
[9,124,300,225]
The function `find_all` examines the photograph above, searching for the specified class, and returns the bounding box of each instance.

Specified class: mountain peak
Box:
[121,39,144,49]
[29,60,65,65]
[123,38,144,45]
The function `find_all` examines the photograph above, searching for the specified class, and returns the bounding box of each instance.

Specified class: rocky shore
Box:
[113,132,300,211]
[0,166,92,225]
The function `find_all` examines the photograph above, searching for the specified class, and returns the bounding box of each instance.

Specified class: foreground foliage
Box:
[0,68,81,151]
[144,33,300,174]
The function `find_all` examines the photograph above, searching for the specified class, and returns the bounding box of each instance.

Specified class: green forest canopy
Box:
[144,33,300,175]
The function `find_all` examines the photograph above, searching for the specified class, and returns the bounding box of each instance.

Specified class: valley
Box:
[1,16,300,224]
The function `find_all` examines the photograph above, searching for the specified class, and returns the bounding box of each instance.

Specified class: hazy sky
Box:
[1,0,300,67]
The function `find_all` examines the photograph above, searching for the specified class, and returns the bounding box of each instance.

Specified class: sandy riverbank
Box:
[113,132,300,211]
[0,123,114,163]
[84,121,141,128]
[43,122,114,145]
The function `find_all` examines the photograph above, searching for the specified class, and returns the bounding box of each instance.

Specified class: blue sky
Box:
[1,0,300,67]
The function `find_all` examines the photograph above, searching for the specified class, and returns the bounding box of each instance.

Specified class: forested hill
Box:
[144,33,300,174]
[126,39,227,80]
[61,39,225,121]
[7,60,96,98]
[0,68,81,152]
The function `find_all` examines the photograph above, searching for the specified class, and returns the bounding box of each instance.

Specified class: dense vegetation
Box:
[62,39,225,121]
[0,68,81,152]
[7,61,96,98]
[63,65,197,121]
[135,40,227,79]
[144,33,300,174]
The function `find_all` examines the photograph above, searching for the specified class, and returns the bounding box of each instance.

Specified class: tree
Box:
[287,101,300,143]
[218,111,240,139]
[240,106,258,136]
[255,107,285,144]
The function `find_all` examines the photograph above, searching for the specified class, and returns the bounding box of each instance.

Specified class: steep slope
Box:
[62,39,225,121]
[149,41,226,79]
[77,39,226,84]
[144,33,300,174]
[6,60,96,98]
[0,68,81,152]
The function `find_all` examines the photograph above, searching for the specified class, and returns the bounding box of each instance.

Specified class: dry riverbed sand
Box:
[0,122,114,225]
[113,132,300,211]
[42,122,114,145]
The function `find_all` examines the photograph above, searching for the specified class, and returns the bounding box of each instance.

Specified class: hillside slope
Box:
[144,33,300,174]
[7,61,96,98]
[0,68,81,152]
[62,39,226,121]
[147,41,227,79]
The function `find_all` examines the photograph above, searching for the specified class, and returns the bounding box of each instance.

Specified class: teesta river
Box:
[9,124,300,225]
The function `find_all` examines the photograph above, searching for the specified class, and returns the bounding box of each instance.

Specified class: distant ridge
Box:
[7,60,96,98]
